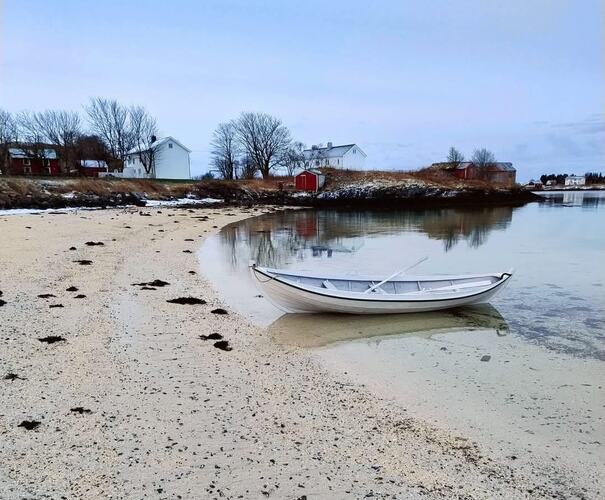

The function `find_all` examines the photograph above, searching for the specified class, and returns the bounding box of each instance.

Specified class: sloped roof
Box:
[9,148,58,159]
[456,161,515,172]
[297,169,324,177]
[303,144,366,159]
[127,136,191,155]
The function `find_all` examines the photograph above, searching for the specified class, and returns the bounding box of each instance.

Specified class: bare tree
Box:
[447,146,464,167]
[281,141,306,176]
[27,110,82,173]
[210,121,239,180]
[471,148,496,167]
[303,143,327,169]
[238,154,258,179]
[129,105,159,176]
[16,111,50,161]
[85,98,134,167]
[76,134,110,162]
[0,109,18,174]
[234,112,291,178]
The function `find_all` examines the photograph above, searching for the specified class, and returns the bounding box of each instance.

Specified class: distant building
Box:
[295,169,326,192]
[565,175,585,186]
[78,160,109,177]
[123,136,191,180]
[303,143,366,170]
[526,179,543,189]
[5,147,60,176]
[432,161,516,186]
[546,179,556,186]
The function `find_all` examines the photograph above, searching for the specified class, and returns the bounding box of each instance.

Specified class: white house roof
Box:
[298,169,324,177]
[567,175,585,179]
[9,148,58,159]
[127,136,191,155]
[80,160,108,169]
[303,143,366,160]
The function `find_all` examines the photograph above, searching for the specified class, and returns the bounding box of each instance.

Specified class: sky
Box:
[0,0,603,181]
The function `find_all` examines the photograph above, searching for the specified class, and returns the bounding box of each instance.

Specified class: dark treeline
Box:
[540,172,604,185]
[0,99,158,175]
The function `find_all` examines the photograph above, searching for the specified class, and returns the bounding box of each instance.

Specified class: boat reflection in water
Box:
[268,304,509,348]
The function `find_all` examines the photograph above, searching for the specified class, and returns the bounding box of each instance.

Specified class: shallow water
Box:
[200,191,605,491]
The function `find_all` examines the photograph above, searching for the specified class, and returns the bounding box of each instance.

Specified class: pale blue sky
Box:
[1,0,603,180]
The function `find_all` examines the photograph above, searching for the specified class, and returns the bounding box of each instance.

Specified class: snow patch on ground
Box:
[145,197,223,207]
[0,207,99,217]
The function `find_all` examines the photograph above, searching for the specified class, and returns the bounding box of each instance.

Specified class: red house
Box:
[295,170,326,192]
[450,162,516,186]
[6,147,60,176]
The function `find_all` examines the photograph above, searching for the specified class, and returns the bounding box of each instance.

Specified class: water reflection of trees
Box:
[220,207,515,267]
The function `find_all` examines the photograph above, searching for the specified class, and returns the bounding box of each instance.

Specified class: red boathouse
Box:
[295,170,325,192]
[6,147,60,176]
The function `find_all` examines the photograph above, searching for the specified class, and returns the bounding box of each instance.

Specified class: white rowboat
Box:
[251,264,513,314]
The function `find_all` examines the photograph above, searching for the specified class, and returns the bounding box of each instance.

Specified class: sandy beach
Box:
[0,206,594,499]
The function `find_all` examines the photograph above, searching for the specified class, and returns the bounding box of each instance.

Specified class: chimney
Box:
[150,135,157,143]
[327,142,333,149]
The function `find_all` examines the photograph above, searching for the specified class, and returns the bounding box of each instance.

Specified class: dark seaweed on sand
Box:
[166,297,206,305]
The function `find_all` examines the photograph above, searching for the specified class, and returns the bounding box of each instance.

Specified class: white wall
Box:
[154,141,191,179]
[565,177,585,186]
[123,140,191,180]
[342,146,366,169]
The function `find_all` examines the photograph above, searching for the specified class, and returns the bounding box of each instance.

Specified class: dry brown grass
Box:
[319,167,517,191]
[0,177,200,208]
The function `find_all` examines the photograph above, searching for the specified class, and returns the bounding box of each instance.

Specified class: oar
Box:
[364,256,428,294]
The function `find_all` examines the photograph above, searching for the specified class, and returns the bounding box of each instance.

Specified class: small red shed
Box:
[295,169,325,192]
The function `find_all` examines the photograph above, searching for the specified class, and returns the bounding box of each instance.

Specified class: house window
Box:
[24,166,32,174]
[352,149,356,154]
[168,143,173,149]
[23,158,31,166]
[315,160,320,166]
[337,159,340,165]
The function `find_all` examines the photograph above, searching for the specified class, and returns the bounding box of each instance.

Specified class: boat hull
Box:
[252,266,512,314]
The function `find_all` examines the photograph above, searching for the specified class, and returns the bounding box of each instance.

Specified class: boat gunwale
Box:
[252,266,513,304]
[258,266,506,282]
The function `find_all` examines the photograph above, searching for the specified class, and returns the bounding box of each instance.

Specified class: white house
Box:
[123,136,191,180]
[564,175,585,186]
[303,143,366,170]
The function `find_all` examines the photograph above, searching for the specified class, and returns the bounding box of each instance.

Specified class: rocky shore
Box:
[0,176,541,212]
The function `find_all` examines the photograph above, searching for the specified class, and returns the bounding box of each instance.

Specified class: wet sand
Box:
[0,206,594,499]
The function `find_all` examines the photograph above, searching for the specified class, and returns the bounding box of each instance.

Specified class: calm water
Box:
[200,191,605,491]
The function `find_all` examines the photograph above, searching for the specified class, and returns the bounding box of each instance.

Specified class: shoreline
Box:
[0,205,592,498]
[0,175,542,212]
